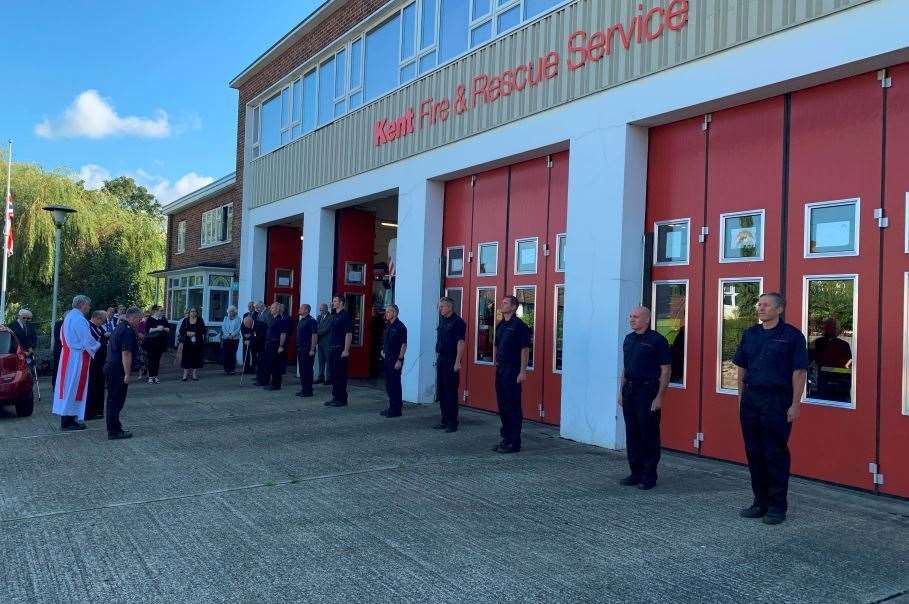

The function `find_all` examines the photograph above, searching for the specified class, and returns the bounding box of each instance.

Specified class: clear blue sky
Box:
[1,1,322,203]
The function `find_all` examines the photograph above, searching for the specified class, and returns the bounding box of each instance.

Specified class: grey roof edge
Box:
[162,172,237,215]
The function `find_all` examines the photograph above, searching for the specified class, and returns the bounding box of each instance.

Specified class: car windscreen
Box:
[0,331,17,354]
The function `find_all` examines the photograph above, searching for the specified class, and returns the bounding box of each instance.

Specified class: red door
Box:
[786,72,882,490]
[645,118,706,454]
[334,208,375,379]
[541,151,568,425]
[442,177,473,403]
[700,98,785,462]
[265,225,302,358]
[879,62,909,498]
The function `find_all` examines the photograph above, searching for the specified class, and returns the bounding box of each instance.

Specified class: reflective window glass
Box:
[478,242,498,276]
[554,285,564,372]
[470,20,492,47]
[496,4,520,31]
[653,282,687,385]
[345,293,365,346]
[209,290,229,323]
[476,287,496,363]
[334,49,346,98]
[188,288,203,314]
[171,290,187,321]
[807,200,858,255]
[350,91,363,110]
[291,79,302,125]
[515,238,537,274]
[445,287,463,316]
[439,0,469,62]
[806,278,855,404]
[420,0,436,48]
[722,212,763,261]
[318,58,335,125]
[400,61,416,84]
[334,100,346,118]
[472,0,491,18]
[281,87,290,128]
[556,233,566,272]
[515,287,536,368]
[302,70,317,132]
[524,0,562,19]
[446,246,464,277]
[365,15,401,101]
[401,3,416,60]
[719,280,761,391]
[260,93,281,154]
[655,220,689,264]
[350,38,363,88]
[419,51,437,74]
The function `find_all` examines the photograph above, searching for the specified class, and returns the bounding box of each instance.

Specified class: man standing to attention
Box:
[295,304,318,398]
[380,304,407,418]
[434,297,465,433]
[105,307,143,440]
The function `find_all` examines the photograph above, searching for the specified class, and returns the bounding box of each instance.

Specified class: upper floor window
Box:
[201,204,233,248]
[176,221,186,254]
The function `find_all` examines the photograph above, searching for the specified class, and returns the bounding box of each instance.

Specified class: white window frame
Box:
[715,277,764,395]
[445,286,463,316]
[513,284,536,370]
[474,285,496,365]
[275,268,294,288]
[477,241,498,276]
[555,233,566,273]
[903,272,909,416]
[514,237,538,275]
[200,203,233,249]
[165,269,234,328]
[176,221,186,255]
[801,273,858,410]
[651,279,689,389]
[344,261,367,285]
[653,218,691,267]
[803,198,861,258]
[719,209,766,263]
[552,283,564,374]
[446,245,465,278]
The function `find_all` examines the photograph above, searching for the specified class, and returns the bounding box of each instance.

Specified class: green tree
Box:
[100,176,162,218]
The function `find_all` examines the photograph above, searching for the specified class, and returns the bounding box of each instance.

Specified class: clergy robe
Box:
[52,309,101,420]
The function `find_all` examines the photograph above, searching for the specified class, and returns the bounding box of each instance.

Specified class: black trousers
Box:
[256,346,270,385]
[266,341,286,388]
[622,380,662,483]
[146,343,165,378]
[740,385,793,513]
[222,339,239,373]
[495,367,523,448]
[317,340,330,381]
[242,340,256,374]
[330,346,348,403]
[297,350,315,395]
[436,356,459,427]
[105,369,129,434]
[384,359,403,415]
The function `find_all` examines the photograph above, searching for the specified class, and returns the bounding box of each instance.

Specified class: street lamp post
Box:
[43,205,76,353]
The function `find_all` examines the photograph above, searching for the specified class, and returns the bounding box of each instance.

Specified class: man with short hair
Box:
[8,309,37,356]
[492,295,531,452]
[295,304,318,398]
[264,302,292,391]
[103,307,117,333]
[619,306,671,489]
[316,303,332,384]
[324,296,353,407]
[53,295,101,431]
[381,304,407,418]
[105,306,143,440]
[733,292,808,525]
[243,301,258,322]
[434,297,465,432]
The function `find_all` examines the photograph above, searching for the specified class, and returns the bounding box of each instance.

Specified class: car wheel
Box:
[15,393,34,417]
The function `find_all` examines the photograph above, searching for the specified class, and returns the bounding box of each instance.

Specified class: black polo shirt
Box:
[267,314,292,343]
[733,321,808,388]
[494,315,531,369]
[105,322,138,375]
[330,309,353,347]
[383,318,407,361]
[436,313,466,358]
[623,329,671,381]
[296,315,318,350]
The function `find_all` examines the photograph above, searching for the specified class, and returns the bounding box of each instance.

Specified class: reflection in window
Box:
[515,287,536,368]
[556,233,566,272]
[302,70,317,133]
[188,288,203,316]
[446,246,464,277]
[260,93,281,155]
[722,211,763,261]
[806,278,855,404]
[476,287,496,363]
[401,3,416,60]
[515,238,537,274]
[420,0,436,48]
[209,290,229,323]
[439,0,469,62]
[445,287,463,317]
[345,262,366,285]
[345,293,364,346]
[719,280,761,391]
[497,4,521,31]
[365,15,401,101]
[807,200,858,256]
[655,220,689,264]
[171,290,187,321]
[318,59,335,126]
[525,0,562,19]
[653,282,687,385]
[554,285,564,372]
[478,242,498,276]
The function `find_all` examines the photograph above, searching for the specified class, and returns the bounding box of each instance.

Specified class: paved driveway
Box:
[1,368,907,603]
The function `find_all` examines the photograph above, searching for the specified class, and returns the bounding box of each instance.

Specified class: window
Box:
[445,287,463,316]
[515,286,535,369]
[804,276,856,407]
[365,14,401,101]
[201,204,233,247]
[554,284,564,372]
[188,287,203,316]
[176,221,186,254]
[275,293,293,315]
[260,93,282,155]
[652,281,687,386]
[475,287,496,363]
[654,219,690,265]
[446,246,465,278]
[345,262,366,285]
[555,233,566,272]
[208,290,229,323]
[275,269,293,288]
[524,0,562,19]
[302,70,317,133]
[318,58,335,126]
[721,210,764,262]
[717,279,762,393]
[251,106,261,158]
[420,0,436,49]
[439,0,470,62]
[515,238,538,275]
[345,293,365,346]
[478,242,498,276]
[805,199,859,257]
[170,289,187,320]
[209,275,231,287]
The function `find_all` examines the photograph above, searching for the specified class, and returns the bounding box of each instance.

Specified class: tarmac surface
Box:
[1,365,907,603]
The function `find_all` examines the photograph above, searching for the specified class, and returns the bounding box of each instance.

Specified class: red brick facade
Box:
[165,184,240,272]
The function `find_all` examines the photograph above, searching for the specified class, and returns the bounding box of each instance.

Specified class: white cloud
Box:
[75,164,111,190]
[149,172,215,204]
[35,90,171,139]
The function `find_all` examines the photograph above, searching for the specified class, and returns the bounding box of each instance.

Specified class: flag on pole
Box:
[3,190,12,257]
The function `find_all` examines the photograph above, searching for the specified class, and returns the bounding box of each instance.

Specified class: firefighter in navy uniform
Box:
[492,295,531,454]
[380,304,407,418]
[733,292,808,525]
[264,302,292,391]
[324,295,353,407]
[104,307,143,440]
[434,297,465,432]
[295,304,318,398]
[619,306,671,490]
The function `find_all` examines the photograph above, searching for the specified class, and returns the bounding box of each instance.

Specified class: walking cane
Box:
[240,342,251,385]
[30,357,41,402]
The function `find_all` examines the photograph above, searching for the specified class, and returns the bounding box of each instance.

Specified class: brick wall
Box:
[166,185,240,271]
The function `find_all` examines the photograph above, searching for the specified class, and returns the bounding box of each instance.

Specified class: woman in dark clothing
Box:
[178,307,205,381]
[143,305,171,384]
[84,311,108,420]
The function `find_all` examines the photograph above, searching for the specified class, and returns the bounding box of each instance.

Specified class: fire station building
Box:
[230,0,909,497]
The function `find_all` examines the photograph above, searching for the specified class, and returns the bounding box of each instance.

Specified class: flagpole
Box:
[0,139,12,321]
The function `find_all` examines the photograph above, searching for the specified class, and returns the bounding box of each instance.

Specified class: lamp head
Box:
[42,204,76,227]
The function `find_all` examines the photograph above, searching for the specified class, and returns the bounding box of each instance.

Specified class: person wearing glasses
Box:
[8,309,37,358]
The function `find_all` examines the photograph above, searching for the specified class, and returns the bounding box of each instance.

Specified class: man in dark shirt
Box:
[435,296,466,432]
[733,292,808,525]
[8,309,37,355]
[51,318,63,388]
[104,306,142,440]
[295,304,318,398]
[619,306,672,489]
[325,296,353,407]
[316,303,332,384]
[380,304,407,418]
[264,302,292,391]
[492,295,531,453]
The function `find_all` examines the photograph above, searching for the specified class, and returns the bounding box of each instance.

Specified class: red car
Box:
[0,327,35,417]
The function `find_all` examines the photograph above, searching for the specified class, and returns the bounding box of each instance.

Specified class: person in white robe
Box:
[53,295,101,431]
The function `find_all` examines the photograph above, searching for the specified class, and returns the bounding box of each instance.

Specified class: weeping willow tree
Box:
[0,152,165,329]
